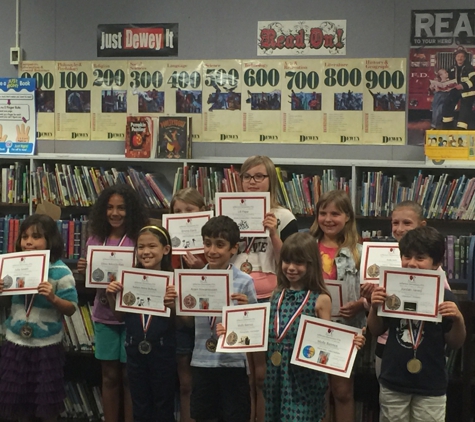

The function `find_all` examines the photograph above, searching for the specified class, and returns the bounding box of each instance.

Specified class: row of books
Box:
[445,235,473,281]
[29,164,173,209]
[1,162,29,204]
[0,216,88,259]
[172,166,351,214]
[62,381,103,421]
[360,171,475,219]
[63,303,95,352]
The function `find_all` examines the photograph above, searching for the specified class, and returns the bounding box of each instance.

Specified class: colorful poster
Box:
[55,61,92,140]
[241,59,282,143]
[363,58,407,144]
[281,59,323,143]
[97,24,178,57]
[201,60,242,142]
[19,61,56,140]
[164,60,203,142]
[258,20,346,56]
[91,61,128,141]
[408,10,475,146]
[127,60,167,117]
[0,78,37,155]
[321,58,364,144]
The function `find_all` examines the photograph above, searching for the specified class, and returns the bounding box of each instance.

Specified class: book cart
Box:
[1,154,475,421]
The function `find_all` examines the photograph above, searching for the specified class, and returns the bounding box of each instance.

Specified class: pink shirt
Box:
[86,235,135,325]
[318,243,338,280]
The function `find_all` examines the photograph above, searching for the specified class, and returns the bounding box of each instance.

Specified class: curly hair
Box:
[88,184,149,242]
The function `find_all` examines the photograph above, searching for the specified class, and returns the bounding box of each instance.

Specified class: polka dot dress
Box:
[264,289,328,422]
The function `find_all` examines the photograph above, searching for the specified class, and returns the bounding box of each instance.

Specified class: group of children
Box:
[0,155,466,422]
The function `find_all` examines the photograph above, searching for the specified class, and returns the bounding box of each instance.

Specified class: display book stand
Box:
[1,154,475,421]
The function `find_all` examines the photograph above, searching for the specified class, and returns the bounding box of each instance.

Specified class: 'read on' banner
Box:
[97,24,178,57]
[408,10,475,146]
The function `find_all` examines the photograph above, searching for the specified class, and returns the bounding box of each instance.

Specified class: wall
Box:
[1,0,473,160]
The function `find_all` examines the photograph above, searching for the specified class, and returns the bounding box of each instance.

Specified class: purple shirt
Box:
[86,235,135,325]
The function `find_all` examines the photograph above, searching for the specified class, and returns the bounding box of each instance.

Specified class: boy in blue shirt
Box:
[368,226,465,422]
[189,215,257,422]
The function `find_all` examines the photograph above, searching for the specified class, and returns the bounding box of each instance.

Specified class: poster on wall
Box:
[0,78,37,155]
[97,24,178,57]
[241,59,282,143]
[363,58,407,144]
[163,60,203,142]
[127,60,167,117]
[408,10,475,146]
[91,61,128,141]
[257,20,346,56]
[55,61,92,140]
[321,58,364,144]
[19,61,56,140]
[201,60,242,142]
[281,59,323,143]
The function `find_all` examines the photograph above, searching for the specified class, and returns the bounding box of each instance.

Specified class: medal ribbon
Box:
[103,234,127,246]
[243,238,256,255]
[207,264,231,336]
[141,314,153,338]
[274,289,311,343]
[24,294,35,319]
[407,319,425,355]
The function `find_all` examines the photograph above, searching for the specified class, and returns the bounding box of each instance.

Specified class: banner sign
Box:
[258,20,346,56]
[408,10,475,145]
[97,24,178,57]
[0,78,37,155]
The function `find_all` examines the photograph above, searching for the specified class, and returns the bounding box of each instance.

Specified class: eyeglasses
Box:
[241,173,269,183]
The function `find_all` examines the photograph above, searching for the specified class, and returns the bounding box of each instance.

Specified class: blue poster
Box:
[0,78,37,155]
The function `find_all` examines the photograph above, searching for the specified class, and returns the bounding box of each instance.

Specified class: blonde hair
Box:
[392,201,425,222]
[170,188,206,212]
[310,190,360,266]
[240,156,280,209]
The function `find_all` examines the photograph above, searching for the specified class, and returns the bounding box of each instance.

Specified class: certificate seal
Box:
[226,331,238,346]
[385,294,401,310]
[92,268,105,282]
[303,345,315,359]
[183,294,197,309]
[367,263,380,278]
[123,292,136,306]
[171,236,181,248]
[3,275,13,289]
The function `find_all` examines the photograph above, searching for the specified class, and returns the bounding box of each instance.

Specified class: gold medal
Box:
[205,337,217,353]
[270,351,282,366]
[240,261,253,274]
[407,358,422,374]
[20,323,33,338]
[138,340,152,355]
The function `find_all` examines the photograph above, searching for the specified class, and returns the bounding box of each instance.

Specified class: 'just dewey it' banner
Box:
[97,23,178,57]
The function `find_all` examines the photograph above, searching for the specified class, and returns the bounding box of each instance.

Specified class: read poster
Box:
[19,61,56,140]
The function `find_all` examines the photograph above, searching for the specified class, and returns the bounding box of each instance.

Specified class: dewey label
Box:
[100,28,174,50]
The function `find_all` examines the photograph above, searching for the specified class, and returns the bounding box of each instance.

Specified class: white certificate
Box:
[214,192,270,237]
[85,246,135,288]
[115,267,172,317]
[216,303,270,353]
[377,267,445,322]
[162,211,214,255]
[325,280,345,320]
[291,316,361,378]
[175,268,232,316]
[360,242,401,284]
[0,250,50,295]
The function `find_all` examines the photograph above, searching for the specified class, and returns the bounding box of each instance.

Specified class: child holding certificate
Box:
[310,190,365,422]
[368,226,465,422]
[77,184,148,422]
[189,215,257,422]
[170,187,208,422]
[0,214,78,420]
[106,224,177,422]
[231,155,298,422]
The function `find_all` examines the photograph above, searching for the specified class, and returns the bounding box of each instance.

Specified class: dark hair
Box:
[88,184,148,242]
[277,232,330,296]
[201,216,240,247]
[135,225,173,272]
[399,226,445,266]
[16,214,63,262]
